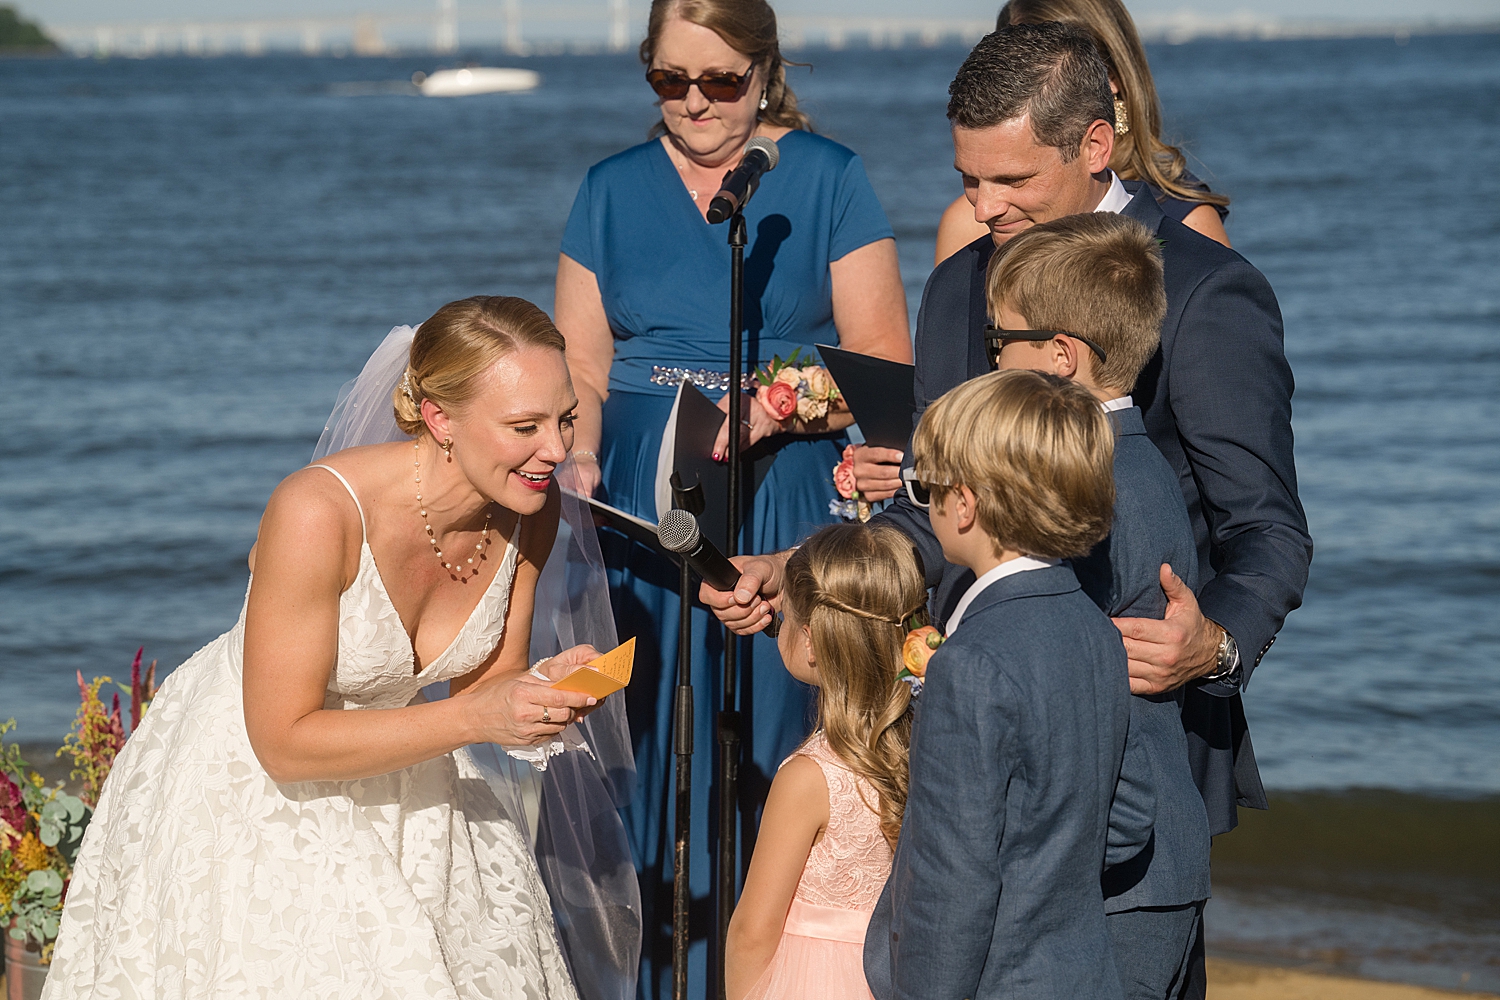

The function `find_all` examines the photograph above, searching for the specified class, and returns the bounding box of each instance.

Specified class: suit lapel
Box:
[1120,181,1168,236]
[966,236,997,381]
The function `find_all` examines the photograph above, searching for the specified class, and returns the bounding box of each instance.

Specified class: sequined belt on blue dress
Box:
[648,365,759,392]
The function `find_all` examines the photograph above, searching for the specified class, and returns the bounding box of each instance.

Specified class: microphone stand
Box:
[669,472,704,1000]
[714,210,748,1000]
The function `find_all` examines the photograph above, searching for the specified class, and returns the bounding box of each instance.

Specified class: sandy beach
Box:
[1207,959,1497,999]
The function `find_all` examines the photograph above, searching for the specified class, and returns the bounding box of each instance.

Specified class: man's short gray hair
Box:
[948,22,1114,162]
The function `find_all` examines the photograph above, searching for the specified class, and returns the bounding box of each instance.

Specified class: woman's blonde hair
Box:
[392,296,567,437]
[782,523,927,848]
[914,369,1114,560]
[999,0,1230,210]
[640,0,813,134]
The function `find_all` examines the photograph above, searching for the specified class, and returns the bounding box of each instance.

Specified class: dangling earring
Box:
[758,91,768,112]
[1113,98,1130,136]
[441,437,453,460]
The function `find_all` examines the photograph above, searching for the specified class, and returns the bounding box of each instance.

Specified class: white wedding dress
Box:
[44,466,580,1000]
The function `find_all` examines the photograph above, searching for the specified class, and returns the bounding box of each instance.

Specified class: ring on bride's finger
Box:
[541,706,551,724]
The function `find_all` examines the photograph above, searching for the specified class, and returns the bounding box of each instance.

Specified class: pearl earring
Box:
[441,437,454,459]
[759,92,768,111]
[1113,98,1130,136]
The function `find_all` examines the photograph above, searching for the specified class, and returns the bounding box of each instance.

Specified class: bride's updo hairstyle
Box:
[781,523,928,848]
[393,295,567,438]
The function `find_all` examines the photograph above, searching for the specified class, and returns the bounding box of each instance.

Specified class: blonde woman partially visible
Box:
[44,296,600,1000]
[934,0,1232,263]
[726,523,925,1000]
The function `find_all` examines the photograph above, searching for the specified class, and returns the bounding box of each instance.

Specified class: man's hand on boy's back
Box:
[850,445,905,502]
[1113,564,1224,695]
[699,552,789,635]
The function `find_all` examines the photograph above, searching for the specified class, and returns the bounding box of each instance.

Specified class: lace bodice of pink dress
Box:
[745,732,895,1000]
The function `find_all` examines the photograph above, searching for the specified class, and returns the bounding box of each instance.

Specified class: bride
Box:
[44,296,636,999]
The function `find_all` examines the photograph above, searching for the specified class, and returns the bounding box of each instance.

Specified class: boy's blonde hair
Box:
[913,369,1115,559]
[987,213,1166,393]
[782,523,928,849]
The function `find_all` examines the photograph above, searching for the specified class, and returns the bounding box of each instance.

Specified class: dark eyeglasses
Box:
[901,467,952,510]
[646,66,753,103]
[984,326,1109,371]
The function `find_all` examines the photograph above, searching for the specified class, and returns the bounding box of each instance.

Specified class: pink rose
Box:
[758,381,798,422]
[832,447,858,500]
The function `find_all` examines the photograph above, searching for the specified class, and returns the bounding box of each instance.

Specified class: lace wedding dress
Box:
[44,465,579,1000]
[744,733,895,1000]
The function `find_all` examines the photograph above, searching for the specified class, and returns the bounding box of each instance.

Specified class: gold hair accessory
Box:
[1113,98,1130,136]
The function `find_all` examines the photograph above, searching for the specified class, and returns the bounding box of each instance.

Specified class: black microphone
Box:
[658,509,782,636]
[658,509,740,591]
[705,137,780,224]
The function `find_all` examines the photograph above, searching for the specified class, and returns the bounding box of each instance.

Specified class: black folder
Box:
[817,344,917,452]
[669,380,776,552]
[570,492,679,565]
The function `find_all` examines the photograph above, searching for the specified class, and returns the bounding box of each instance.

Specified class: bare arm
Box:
[725,755,829,1000]
[241,473,593,784]
[554,253,613,495]
[934,195,988,266]
[1183,204,1232,248]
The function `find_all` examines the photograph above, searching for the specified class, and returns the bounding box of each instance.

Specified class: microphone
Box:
[705,137,780,224]
[658,509,741,591]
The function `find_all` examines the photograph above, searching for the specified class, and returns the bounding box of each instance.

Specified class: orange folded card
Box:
[550,637,636,700]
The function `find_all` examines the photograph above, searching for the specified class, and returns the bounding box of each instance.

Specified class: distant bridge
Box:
[42,5,993,58]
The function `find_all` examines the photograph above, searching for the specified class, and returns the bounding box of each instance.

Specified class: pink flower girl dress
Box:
[745,732,894,1000]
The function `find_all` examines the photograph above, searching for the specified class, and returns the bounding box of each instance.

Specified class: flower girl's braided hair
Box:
[393,296,566,438]
[782,523,929,848]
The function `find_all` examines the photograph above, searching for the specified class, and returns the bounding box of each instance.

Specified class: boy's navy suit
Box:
[863,564,1136,1000]
[1076,404,1214,998]
[874,184,1314,835]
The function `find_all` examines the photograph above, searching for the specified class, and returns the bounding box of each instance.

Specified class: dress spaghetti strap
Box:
[309,464,367,541]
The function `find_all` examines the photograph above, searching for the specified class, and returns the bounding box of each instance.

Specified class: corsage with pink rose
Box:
[753,348,841,425]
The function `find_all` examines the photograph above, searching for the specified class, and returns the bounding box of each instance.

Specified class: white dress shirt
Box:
[1095,171,1132,215]
[1101,395,1134,412]
[946,556,1061,635]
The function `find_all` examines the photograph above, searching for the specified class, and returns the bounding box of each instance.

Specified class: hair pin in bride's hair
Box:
[399,370,416,402]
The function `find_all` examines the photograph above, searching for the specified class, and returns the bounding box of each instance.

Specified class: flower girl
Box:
[724,523,927,1000]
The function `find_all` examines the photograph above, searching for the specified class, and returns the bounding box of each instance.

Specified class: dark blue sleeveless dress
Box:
[561,131,895,1000]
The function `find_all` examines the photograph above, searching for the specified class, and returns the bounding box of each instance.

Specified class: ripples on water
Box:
[1,37,1498,795]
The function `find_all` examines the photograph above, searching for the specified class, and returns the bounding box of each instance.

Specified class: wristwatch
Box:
[1202,623,1240,684]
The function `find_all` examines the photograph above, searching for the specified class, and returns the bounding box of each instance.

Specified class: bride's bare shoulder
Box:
[247,442,408,573]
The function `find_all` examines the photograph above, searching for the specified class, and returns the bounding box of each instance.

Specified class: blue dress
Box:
[561,131,894,999]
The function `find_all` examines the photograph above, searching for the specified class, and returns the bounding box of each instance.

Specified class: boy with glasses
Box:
[987,212,1212,999]
[867,369,1138,1000]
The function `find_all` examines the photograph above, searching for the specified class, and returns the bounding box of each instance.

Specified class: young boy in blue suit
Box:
[990,213,1214,999]
[865,369,1137,1000]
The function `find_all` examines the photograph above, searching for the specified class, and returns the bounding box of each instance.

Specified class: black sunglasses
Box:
[984,326,1109,370]
[646,66,753,103]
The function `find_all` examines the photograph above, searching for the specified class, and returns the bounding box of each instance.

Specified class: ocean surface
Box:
[2,34,1498,989]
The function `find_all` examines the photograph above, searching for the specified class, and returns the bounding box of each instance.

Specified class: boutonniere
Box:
[898,621,943,696]
[829,443,872,522]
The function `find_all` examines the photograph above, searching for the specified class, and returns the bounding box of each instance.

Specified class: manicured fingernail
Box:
[712,452,721,461]
[587,697,598,706]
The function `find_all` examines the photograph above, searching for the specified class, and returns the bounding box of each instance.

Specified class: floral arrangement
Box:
[898,624,944,697]
[830,444,872,522]
[1,648,157,961]
[754,348,840,425]
[0,721,90,962]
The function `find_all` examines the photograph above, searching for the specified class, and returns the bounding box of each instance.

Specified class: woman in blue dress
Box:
[552,1,910,995]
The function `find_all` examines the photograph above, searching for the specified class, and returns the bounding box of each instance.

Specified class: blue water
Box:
[2,36,1498,797]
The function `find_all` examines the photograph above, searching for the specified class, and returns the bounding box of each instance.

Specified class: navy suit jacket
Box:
[864,565,1132,1000]
[875,184,1312,832]
[1080,406,1212,911]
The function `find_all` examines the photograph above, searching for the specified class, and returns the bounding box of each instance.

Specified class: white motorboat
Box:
[413,67,540,97]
